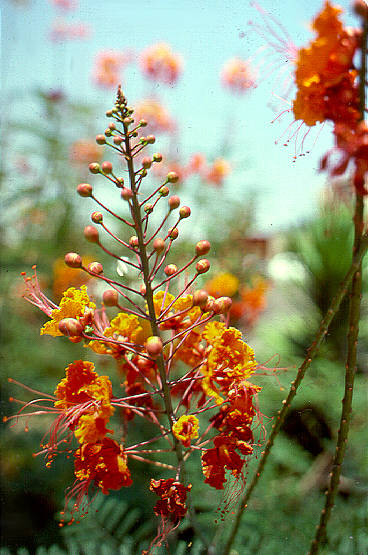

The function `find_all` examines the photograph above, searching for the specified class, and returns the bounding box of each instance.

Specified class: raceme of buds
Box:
[16,89,263,544]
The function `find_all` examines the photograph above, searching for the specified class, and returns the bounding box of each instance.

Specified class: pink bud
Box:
[196,259,210,274]
[101,161,113,174]
[159,186,169,197]
[146,135,156,144]
[153,153,163,162]
[121,187,133,200]
[77,183,92,197]
[142,157,152,169]
[113,136,123,146]
[168,195,180,210]
[179,206,191,219]
[84,225,99,243]
[195,240,211,256]
[168,227,179,240]
[64,252,82,268]
[192,289,209,308]
[102,289,119,306]
[213,296,232,314]
[58,318,83,337]
[146,336,163,358]
[96,134,106,145]
[164,264,178,276]
[89,163,100,174]
[91,212,103,224]
[129,236,139,248]
[88,262,103,274]
[167,171,179,183]
[153,238,165,253]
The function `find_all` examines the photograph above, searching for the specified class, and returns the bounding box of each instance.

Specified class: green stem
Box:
[221,231,368,555]
[309,18,367,552]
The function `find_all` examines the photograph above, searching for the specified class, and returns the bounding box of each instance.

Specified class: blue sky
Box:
[2,0,361,232]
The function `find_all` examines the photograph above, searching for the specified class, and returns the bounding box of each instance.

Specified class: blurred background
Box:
[1,0,367,553]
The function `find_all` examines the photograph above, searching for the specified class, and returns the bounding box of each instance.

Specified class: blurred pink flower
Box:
[140,43,183,84]
[92,50,132,89]
[221,57,257,94]
[69,139,102,165]
[134,98,176,133]
[49,18,91,42]
[50,0,78,10]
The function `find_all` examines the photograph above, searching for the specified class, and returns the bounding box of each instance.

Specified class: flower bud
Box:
[146,336,163,358]
[159,186,169,197]
[77,183,92,197]
[153,153,163,162]
[88,262,103,274]
[102,289,119,306]
[58,318,83,337]
[121,187,133,200]
[195,240,211,256]
[123,117,134,125]
[144,203,153,214]
[204,296,215,312]
[108,122,116,130]
[167,171,179,183]
[164,264,178,276]
[106,110,113,117]
[168,195,180,210]
[101,161,113,174]
[196,259,210,274]
[96,134,106,145]
[213,296,232,314]
[139,119,148,127]
[84,225,99,243]
[113,136,123,146]
[89,163,100,174]
[153,238,165,253]
[168,227,179,240]
[64,252,82,268]
[146,135,156,144]
[129,236,139,248]
[104,128,112,137]
[140,284,147,296]
[179,206,191,219]
[192,289,209,308]
[91,211,103,224]
[142,157,152,169]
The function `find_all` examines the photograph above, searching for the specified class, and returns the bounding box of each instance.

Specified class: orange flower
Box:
[172,415,199,447]
[40,285,95,337]
[152,291,201,331]
[205,272,239,299]
[140,43,183,84]
[54,360,114,444]
[150,479,191,522]
[88,311,146,359]
[221,57,257,94]
[52,256,94,298]
[201,322,256,403]
[74,438,132,494]
[293,1,360,126]
[201,436,244,490]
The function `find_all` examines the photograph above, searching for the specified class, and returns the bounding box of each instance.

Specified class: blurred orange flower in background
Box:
[134,98,176,133]
[92,50,132,89]
[140,42,183,84]
[221,57,257,94]
[69,140,102,166]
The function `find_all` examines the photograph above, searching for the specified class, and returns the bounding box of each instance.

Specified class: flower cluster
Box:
[292,1,367,193]
[10,88,265,542]
[140,42,183,84]
[92,50,132,89]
